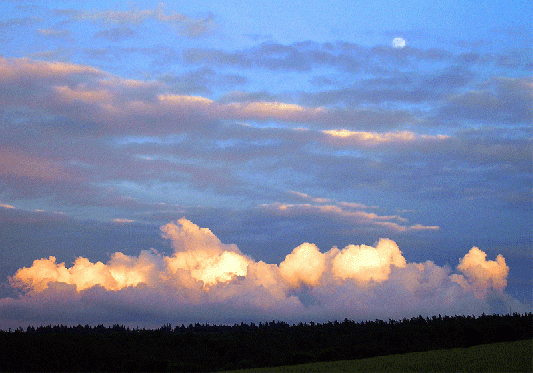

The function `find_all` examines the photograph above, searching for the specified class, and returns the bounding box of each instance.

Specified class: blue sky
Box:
[0,0,531,327]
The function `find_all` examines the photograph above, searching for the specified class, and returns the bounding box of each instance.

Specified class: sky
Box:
[0,0,531,328]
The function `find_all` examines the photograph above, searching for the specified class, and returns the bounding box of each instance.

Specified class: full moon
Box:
[392,37,406,48]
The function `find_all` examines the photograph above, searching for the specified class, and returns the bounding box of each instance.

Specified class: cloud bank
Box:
[1,219,524,327]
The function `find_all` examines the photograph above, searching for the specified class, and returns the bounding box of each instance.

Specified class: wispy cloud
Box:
[94,26,136,42]
[57,4,216,38]
[260,202,438,233]
[0,17,41,31]
[113,218,135,224]
[322,129,449,145]
[36,28,71,38]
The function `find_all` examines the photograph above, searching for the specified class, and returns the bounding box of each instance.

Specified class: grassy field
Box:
[219,339,533,372]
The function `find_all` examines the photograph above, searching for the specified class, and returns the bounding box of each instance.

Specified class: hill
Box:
[221,339,533,372]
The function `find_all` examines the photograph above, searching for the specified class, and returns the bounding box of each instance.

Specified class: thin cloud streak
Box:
[260,202,439,233]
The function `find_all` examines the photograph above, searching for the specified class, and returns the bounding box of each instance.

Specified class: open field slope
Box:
[221,339,533,373]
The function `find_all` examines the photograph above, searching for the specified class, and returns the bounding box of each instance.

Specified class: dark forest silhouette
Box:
[1,313,531,372]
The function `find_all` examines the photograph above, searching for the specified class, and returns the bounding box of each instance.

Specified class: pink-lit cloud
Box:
[331,239,406,284]
[112,218,135,224]
[0,57,100,78]
[452,247,509,298]
[322,129,450,146]
[260,202,439,233]
[1,219,524,327]
[0,56,414,135]
[279,243,326,288]
[0,147,76,182]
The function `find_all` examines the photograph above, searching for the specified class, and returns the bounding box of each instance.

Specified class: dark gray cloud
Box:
[438,77,533,125]
[301,65,474,107]
[182,41,530,74]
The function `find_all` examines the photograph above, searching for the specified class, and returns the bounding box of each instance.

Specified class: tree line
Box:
[0,313,531,371]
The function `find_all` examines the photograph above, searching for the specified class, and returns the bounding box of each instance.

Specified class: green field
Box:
[220,339,533,372]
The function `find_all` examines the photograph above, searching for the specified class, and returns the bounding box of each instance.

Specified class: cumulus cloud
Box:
[279,243,326,288]
[452,246,509,298]
[1,218,525,327]
[9,250,164,293]
[331,239,406,284]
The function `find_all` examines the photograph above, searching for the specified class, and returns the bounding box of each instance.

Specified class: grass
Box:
[219,339,533,372]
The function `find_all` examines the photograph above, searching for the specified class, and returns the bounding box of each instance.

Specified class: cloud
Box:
[279,243,326,288]
[182,42,456,73]
[36,28,71,39]
[438,77,533,125]
[156,93,412,131]
[157,94,328,124]
[1,218,526,327]
[0,56,410,138]
[289,191,332,204]
[161,219,250,286]
[331,239,406,283]
[0,17,41,31]
[0,147,75,183]
[94,27,137,42]
[182,40,529,86]
[322,129,449,146]
[260,202,439,233]
[113,218,134,224]
[452,247,509,298]
[60,4,216,38]
[0,57,102,79]
[158,67,247,95]
[0,56,529,254]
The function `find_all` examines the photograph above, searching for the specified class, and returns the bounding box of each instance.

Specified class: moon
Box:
[392,37,406,48]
